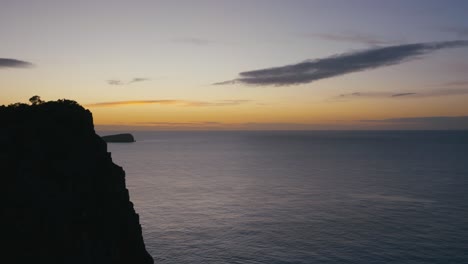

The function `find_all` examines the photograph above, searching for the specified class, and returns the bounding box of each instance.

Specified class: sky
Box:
[1,0,468,130]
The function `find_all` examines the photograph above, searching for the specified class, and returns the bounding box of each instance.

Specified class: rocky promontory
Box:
[102,133,136,143]
[0,99,153,264]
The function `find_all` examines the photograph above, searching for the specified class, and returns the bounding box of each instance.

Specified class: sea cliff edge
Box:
[0,99,154,264]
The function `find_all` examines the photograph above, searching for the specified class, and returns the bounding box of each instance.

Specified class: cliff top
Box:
[1,96,153,264]
[1,96,94,131]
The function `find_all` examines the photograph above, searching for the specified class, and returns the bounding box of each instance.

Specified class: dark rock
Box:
[0,99,153,264]
[102,133,136,143]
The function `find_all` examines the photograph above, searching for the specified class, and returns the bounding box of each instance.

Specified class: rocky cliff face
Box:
[0,100,154,264]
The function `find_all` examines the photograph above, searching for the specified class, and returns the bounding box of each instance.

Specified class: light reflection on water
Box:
[105,131,468,264]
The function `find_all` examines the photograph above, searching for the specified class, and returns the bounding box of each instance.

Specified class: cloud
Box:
[186,100,251,107]
[87,100,180,107]
[335,92,395,99]
[409,88,468,97]
[442,80,468,87]
[171,37,214,45]
[333,87,468,101]
[95,117,468,131]
[135,121,223,127]
[107,80,124,85]
[313,32,392,46]
[107,78,149,85]
[391,93,416,97]
[335,91,417,99]
[0,58,34,68]
[129,78,149,83]
[96,121,225,131]
[215,40,468,86]
[362,116,468,123]
[95,121,362,131]
[85,99,250,107]
[360,116,468,130]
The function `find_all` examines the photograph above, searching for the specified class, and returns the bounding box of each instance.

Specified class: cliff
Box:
[102,133,136,143]
[0,99,154,264]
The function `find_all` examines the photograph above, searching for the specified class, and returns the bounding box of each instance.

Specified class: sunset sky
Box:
[2,0,468,130]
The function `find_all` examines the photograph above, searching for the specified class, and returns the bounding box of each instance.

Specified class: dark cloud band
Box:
[0,58,34,68]
[215,40,468,86]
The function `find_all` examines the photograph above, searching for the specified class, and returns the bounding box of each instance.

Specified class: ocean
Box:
[103,131,468,264]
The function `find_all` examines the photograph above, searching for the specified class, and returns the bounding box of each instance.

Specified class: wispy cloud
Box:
[441,80,468,87]
[171,37,214,45]
[129,77,149,83]
[135,121,223,127]
[107,78,150,85]
[333,87,468,101]
[313,32,392,46]
[85,99,250,107]
[391,93,416,97]
[0,58,34,68]
[96,121,225,131]
[107,80,124,85]
[215,40,468,86]
[95,121,361,131]
[360,116,468,129]
[334,92,395,99]
[362,116,468,123]
[95,117,468,131]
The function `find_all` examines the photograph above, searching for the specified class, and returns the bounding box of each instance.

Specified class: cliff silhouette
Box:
[0,98,154,264]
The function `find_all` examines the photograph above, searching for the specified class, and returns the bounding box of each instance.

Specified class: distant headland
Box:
[102,133,136,143]
[0,97,153,264]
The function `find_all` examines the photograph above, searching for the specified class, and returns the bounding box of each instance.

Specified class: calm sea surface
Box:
[103,131,468,264]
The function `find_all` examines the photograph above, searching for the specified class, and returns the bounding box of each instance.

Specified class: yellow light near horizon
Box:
[87,93,468,129]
